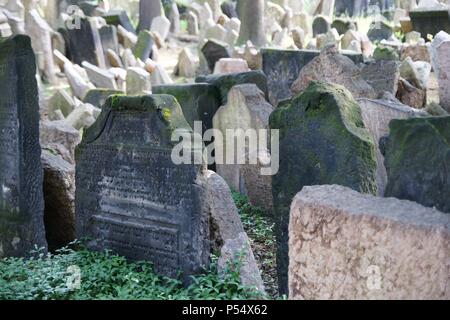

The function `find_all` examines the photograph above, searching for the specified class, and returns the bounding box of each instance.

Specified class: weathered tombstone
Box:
[358,98,426,196]
[429,31,450,79]
[436,40,450,112]
[66,17,106,68]
[289,185,450,300]
[102,10,135,34]
[75,94,210,281]
[132,30,154,62]
[360,60,400,96]
[270,81,377,294]
[213,84,274,195]
[126,67,151,95]
[25,9,56,84]
[331,18,353,35]
[213,58,249,74]
[186,11,199,35]
[410,8,450,39]
[99,25,120,68]
[137,0,163,32]
[151,15,170,41]
[0,35,46,257]
[261,48,364,106]
[82,61,117,89]
[367,20,393,42]
[168,1,180,34]
[196,70,269,105]
[236,0,266,46]
[291,46,376,99]
[312,15,331,37]
[382,116,450,214]
[153,83,221,135]
[201,39,230,72]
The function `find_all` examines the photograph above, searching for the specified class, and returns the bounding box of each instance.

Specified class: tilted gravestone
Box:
[102,10,136,34]
[75,94,210,281]
[269,81,377,295]
[410,9,450,39]
[312,15,331,37]
[261,48,364,106]
[0,35,46,257]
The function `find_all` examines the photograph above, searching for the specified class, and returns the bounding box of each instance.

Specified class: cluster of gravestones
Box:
[0,0,449,300]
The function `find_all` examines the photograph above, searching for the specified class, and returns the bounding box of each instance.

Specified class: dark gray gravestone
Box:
[195,70,269,105]
[312,15,331,37]
[269,81,377,295]
[221,1,237,18]
[367,20,393,42]
[75,94,210,281]
[410,9,450,39]
[66,17,102,66]
[99,25,119,67]
[331,18,354,35]
[382,116,450,214]
[201,40,230,72]
[153,83,221,135]
[102,10,136,34]
[0,35,46,258]
[261,48,364,106]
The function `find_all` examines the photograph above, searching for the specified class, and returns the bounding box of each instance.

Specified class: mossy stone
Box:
[269,81,377,294]
[383,116,450,214]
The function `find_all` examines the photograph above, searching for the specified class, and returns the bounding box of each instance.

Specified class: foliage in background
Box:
[0,244,265,300]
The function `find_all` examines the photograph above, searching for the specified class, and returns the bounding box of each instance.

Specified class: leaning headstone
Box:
[151,15,171,41]
[221,1,237,18]
[382,116,450,214]
[75,94,210,281]
[126,67,151,95]
[153,83,221,135]
[357,98,426,196]
[82,61,118,89]
[168,2,180,34]
[174,48,196,78]
[291,46,376,99]
[132,30,154,62]
[201,39,230,72]
[64,62,95,100]
[261,48,364,106]
[186,11,199,35]
[102,10,136,33]
[289,185,450,300]
[99,25,120,68]
[48,89,76,118]
[429,31,450,79]
[196,70,269,105]
[0,35,46,257]
[270,81,377,294]
[213,84,274,195]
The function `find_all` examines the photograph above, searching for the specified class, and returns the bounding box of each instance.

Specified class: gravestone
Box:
[410,8,450,39]
[153,83,221,135]
[289,185,450,300]
[99,25,119,68]
[137,0,163,32]
[75,94,210,281]
[83,88,124,108]
[367,20,393,42]
[331,18,353,35]
[66,17,106,67]
[312,15,331,37]
[102,10,136,34]
[221,1,237,18]
[382,116,450,214]
[269,81,377,294]
[132,30,154,62]
[195,70,269,105]
[261,48,364,106]
[236,0,266,46]
[0,35,46,257]
[201,39,230,72]
[360,60,400,96]
[357,98,426,196]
